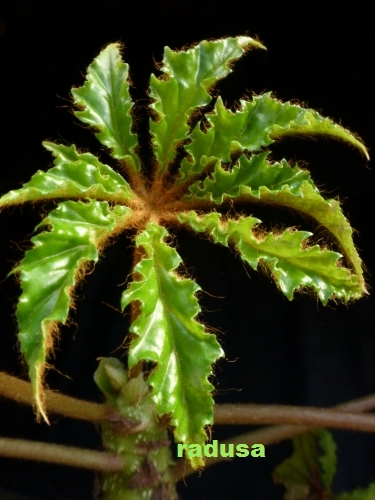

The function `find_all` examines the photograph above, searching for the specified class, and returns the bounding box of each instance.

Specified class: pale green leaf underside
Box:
[178,211,362,304]
[178,93,368,183]
[121,222,223,469]
[71,43,140,171]
[272,430,336,494]
[273,430,375,498]
[14,200,132,419]
[318,430,337,489]
[149,36,265,176]
[186,151,365,293]
[0,142,134,208]
[337,483,375,500]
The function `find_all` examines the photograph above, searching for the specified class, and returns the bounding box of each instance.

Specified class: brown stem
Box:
[3,369,375,428]
[3,370,375,431]
[0,438,124,472]
[0,371,111,422]
[214,403,375,430]
[172,392,375,482]
[3,370,375,476]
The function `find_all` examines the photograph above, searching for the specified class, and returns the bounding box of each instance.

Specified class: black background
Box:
[0,1,374,499]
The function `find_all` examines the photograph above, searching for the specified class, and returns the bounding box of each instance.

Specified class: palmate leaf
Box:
[178,93,368,183]
[0,35,369,489]
[71,43,140,172]
[121,222,223,469]
[0,142,134,208]
[149,36,265,176]
[178,211,362,304]
[186,153,365,292]
[13,200,132,420]
[272,429,336,498]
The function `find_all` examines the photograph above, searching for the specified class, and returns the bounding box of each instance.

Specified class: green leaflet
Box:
[0,142,134,208]
[273,430,375,500]
[72,43,140,172]
[187,152,314,203]
[149,36,265,176]
[238,181,365,293]
[319,430,338,489]
[178,93,368,183]
[121,222,223,469]
[13,200,132,420]
[272,429,336,498]
[178,211,362,304]
[186,152,365,293]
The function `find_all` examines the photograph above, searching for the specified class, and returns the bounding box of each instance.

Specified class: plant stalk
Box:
[3,370,375,431]
[0,371,111,421]
[2,369,375,484]
[0,437,124,472]
[172,393,375,481]
[214,402,375,430]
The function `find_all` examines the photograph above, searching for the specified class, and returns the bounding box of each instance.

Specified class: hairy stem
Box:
[172,393,375,481]
[2,370,375,429]
[214,403,375,429]
[0,438,124,472]
[0,371,111,421]
[2,371,375,476]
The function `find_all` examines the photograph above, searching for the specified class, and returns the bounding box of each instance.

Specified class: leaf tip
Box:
[32,361,50,425]
[237,35,266,52]
[347,132,369,160]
